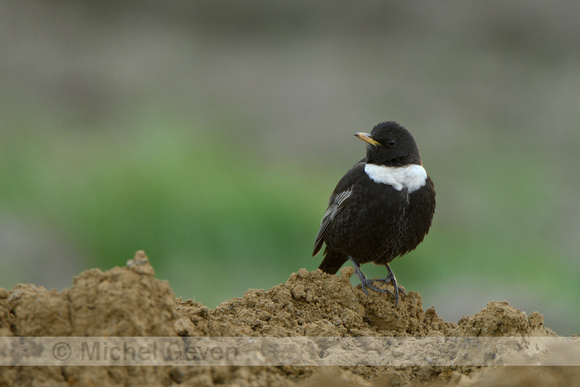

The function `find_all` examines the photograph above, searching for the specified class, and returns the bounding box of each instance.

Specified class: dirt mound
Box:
[0,251,577,385]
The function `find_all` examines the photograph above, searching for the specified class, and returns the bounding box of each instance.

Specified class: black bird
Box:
[313,121,436,305]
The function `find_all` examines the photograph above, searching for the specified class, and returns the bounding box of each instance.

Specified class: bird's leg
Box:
[368,263,406,306]
[348,257,394,297]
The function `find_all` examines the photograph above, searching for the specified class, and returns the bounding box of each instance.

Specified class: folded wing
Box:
[312,160,366,256]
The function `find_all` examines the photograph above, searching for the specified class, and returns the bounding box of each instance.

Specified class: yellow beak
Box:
[354,132,380,146]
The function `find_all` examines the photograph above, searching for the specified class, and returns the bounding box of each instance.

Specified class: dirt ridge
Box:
[0,251,577,386]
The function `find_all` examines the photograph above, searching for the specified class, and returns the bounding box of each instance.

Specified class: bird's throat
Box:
[364,163,427,192]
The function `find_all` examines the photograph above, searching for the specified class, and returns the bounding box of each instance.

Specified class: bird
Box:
[312,121,436,306]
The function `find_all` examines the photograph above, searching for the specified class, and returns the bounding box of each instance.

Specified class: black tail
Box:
[318,249,348,274]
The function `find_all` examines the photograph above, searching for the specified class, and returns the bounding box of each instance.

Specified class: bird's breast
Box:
[364,163,427,193]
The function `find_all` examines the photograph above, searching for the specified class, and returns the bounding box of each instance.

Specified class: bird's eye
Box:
[387,139,396,147]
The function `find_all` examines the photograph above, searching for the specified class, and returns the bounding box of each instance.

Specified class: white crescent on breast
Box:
[364,163,427,193]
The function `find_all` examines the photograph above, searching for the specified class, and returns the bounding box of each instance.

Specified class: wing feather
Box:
[312,160,366,256]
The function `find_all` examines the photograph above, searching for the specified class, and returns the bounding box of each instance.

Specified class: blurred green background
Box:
[1,2,578,335]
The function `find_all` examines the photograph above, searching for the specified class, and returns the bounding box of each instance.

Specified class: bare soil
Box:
[0,251,578,385]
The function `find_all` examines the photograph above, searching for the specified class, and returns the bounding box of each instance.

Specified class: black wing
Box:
[312,160,366,256]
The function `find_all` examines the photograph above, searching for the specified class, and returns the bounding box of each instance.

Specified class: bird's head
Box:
[355,121,422,166]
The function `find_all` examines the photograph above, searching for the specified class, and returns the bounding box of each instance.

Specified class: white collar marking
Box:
[364,163,427,193]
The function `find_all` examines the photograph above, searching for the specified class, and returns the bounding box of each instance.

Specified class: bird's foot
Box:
[349,258,405,306]
[368,264,406,306]
[349,257,395,296]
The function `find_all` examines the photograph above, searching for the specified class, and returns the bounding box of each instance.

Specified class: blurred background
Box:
[0,1,578,334]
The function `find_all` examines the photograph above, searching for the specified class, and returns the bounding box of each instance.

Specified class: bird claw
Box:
[349,258,405,306]
[368,277,405,306]
[362,279,394,296]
